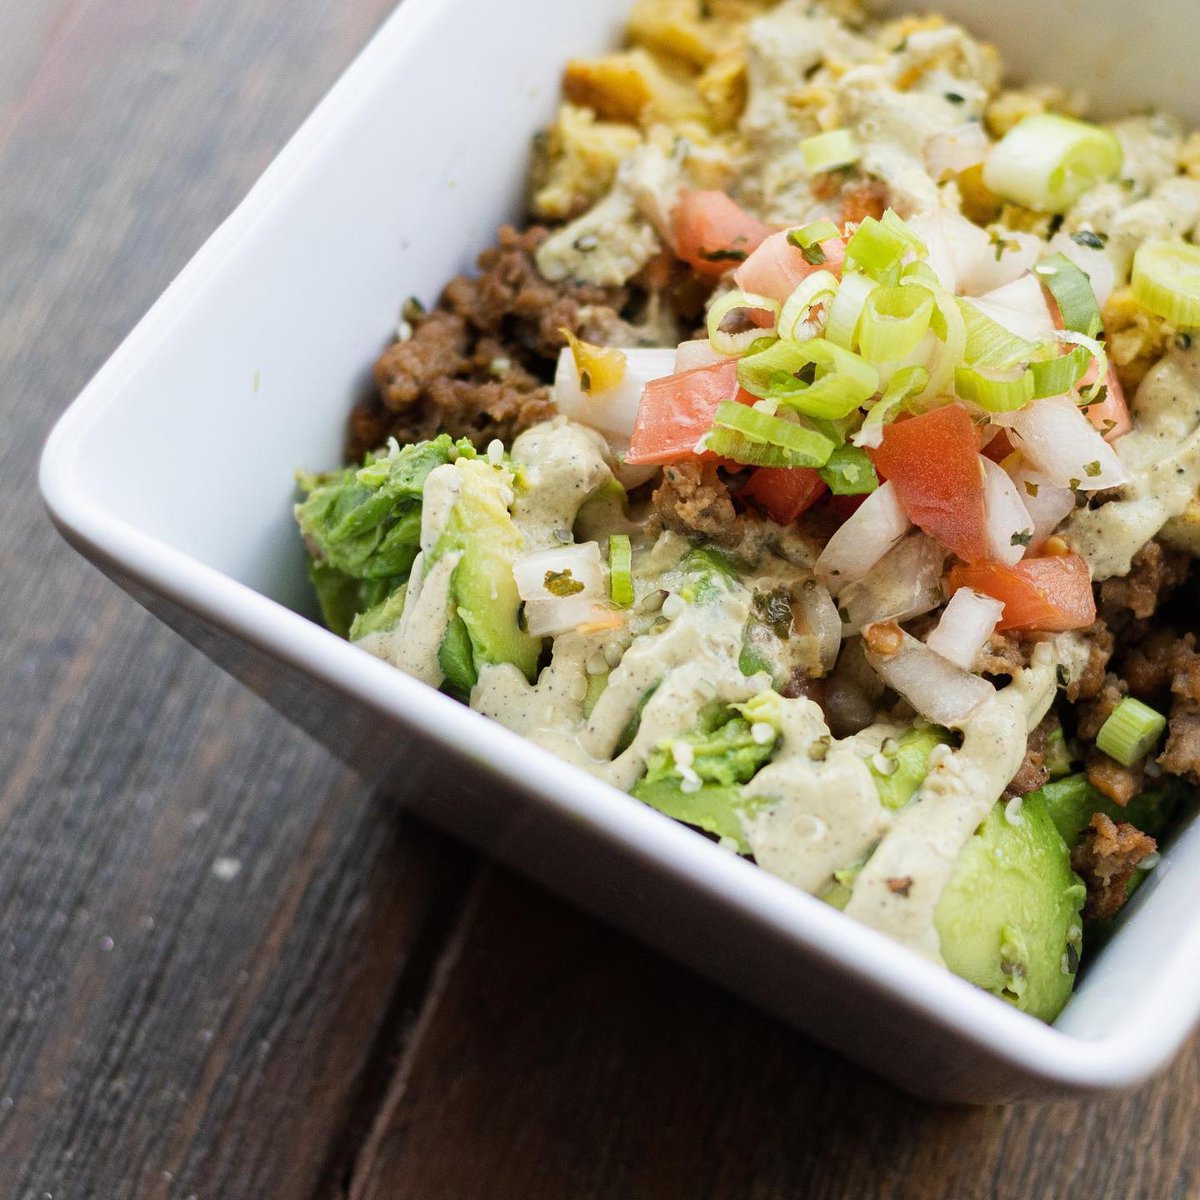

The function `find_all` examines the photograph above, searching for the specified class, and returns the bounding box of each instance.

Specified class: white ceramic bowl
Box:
[40,0,1200,1102]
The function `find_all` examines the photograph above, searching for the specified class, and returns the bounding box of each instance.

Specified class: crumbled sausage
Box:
[1070,812,1157,920]
[1085,747,1145,807]
[976,630,1032,678]
[650,459,744,547]
[348,225,634,459]
[1097,540,1191,630]
[1067,619,1113,702]
[1004,715,1056,798]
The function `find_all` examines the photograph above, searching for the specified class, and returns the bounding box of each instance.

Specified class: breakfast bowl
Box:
[39,0,1200,1102]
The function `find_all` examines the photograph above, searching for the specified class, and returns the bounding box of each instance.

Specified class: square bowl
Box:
[39,0,1200,1103]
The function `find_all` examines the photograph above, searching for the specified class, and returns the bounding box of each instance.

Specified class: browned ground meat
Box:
[650,460,744,547]
[1067,618,1113,702]
[1070,812,1157,920]
[347,225,634,459]
[1085,747,1145,806]
[1076,672,1123,740]
[1005,719,1052,798]
[1097,540,1191,631]
[976,630,1032,678]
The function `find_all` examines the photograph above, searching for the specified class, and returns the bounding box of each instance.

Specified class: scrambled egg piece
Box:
[1103,287,1180,391]
[531,104,643,222]
[563,48,708,127]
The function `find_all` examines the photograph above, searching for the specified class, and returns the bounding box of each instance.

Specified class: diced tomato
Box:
[869,403,988,564]
[626,360,744,465]
[673,191,775,278]
[733,230,846,305]
[742,467,827,525]
[948,555,1096,632]
[1080,362,1132,442]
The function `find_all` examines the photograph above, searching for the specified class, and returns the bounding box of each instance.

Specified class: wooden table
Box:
[2,3,1197,1197]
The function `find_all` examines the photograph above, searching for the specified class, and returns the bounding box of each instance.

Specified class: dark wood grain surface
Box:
[1,3,1197,1198]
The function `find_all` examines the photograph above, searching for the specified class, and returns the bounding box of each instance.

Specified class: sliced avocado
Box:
[869,727,950,810]
[631,778,754,851]
[1036,772,1182,848]
[437,612,478,698]
[935,792,1085,1023]
[433,458,542,682]
[582,670,609,719]
[349,581,409,642]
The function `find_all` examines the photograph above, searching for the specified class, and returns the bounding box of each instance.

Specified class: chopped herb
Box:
[1068,477,1082,490]
[1065,941,1080,974]
[1083,384,1108,409]
[1010,529,1033,547]
[1101,418,1117,434]
[944,91,965,104]
[1083,460,1102,478]
[1023,480,1040,498]
[753,587,794,638]
[579,369,593,393]
[699,247,748,264]
[1176,331,1193,350]
[796,361,818,385]
[1056,664,1071,688]
[988,230,1018,262]
[401,295,426,320]
[544,569,585,598]
[800,241,827,266]
[1070,229,1108,250]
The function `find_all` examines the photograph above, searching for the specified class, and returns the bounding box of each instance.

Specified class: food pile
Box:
[296,0,1200,1021]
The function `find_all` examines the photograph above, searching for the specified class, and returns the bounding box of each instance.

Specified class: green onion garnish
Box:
[608,535,634,608]
[1095,697,1168,767]
[844,215,912,281]
[736,339,879,419]
[800,128,861,173]
[778,271,839,341]
[1034,253,1103,338]
[1029,342,1091,398]
[787,219,840,250]
[1131,240,1200,325]
[954,363,1035,412]
[818,444,879,495]
[982,113,1123,214]
[706,288,782,357]
[853,365,929,448]
[959,298,1039,368]
[825,270,878,349]
[857,284,935,363]
[704,427,827,469]
[710,400,837,466]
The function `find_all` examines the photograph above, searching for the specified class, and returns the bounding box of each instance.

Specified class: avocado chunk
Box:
[348,581,409,642]
[868,726,950,809]
[437,612,478,698]
[1036,772,1182,848]
[935,792,1085,1022]
[631,700,777,851]
[433,458,542,683]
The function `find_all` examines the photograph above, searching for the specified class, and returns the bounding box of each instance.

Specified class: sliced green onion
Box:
[1029,342,1091,398]
[825,270,877,349]
[853,365,929,447]
[857,285,935,363]
[787,219,840,250]
[711,400,837,466]
[818,444,880,495]
[778,270,839,341]
[800,128,860,173]
[881,209,926,255]
[844,216,912,281]
[982,113,1123,214]
[1055,331,1108,401]
[1034,253,1103,338]
[923,288,966,399]
[608,535,634,608]
[1131,240,1200,325]
[706,289,782,356]
[1096,697,1167,767]
[902,260,941,290]
[954,363,1035,412]
[704,426,830,469]
[736,339,879,419]
[959,298,1039,369]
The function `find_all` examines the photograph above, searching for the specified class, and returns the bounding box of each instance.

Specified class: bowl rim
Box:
[37,0,1200,1093]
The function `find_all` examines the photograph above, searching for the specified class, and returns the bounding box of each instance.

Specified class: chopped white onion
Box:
[926,588,1005,671]
[981,456,1034,566]
[905,209,990,295]
[523,595,612,638]
[816,481,911,594]
[553,346,676,441]
[838,533,946,635]
[957,231,1042,297]
[1003,459,1076,547]
[794,578,842,674]
[674,339,731,373]
[865,629,996,726]
[513,541,605,604]
[1046,231,1116,308]
[996,394,1131,491]
[923,122,990,183]
[966,274,1056,343]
